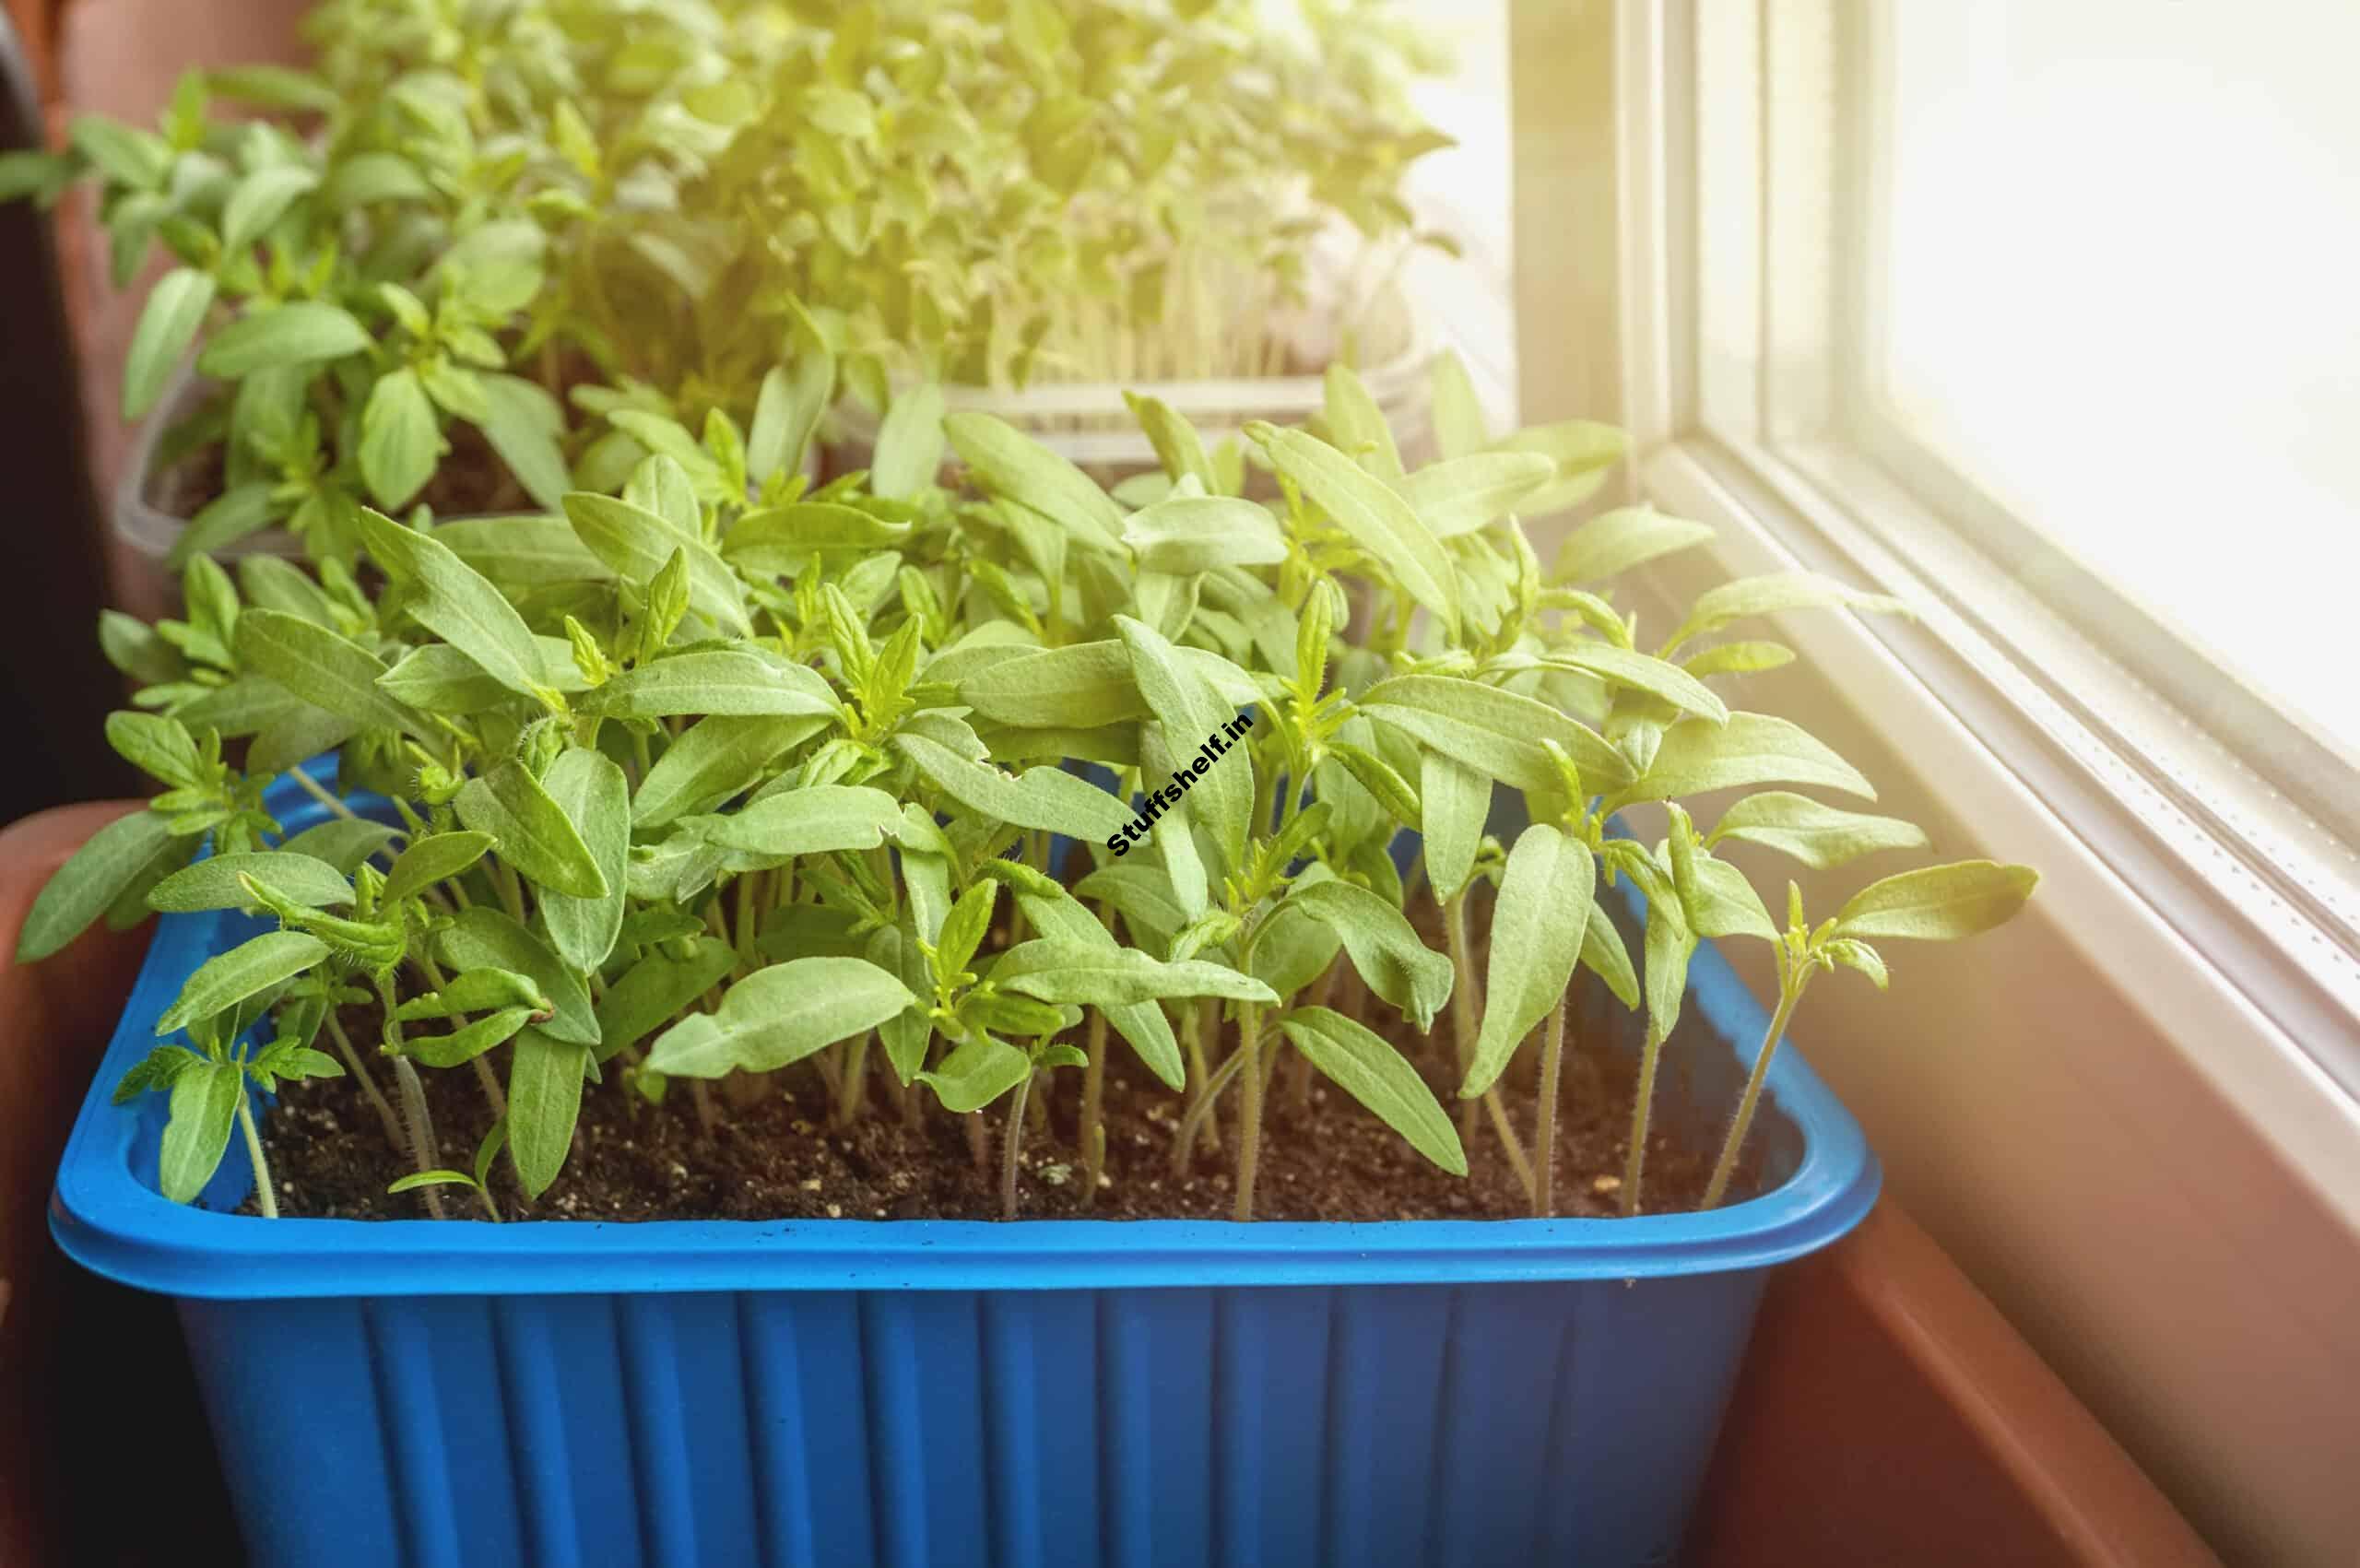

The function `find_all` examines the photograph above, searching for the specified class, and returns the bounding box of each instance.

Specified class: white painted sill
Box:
[1631,434,2360,1566]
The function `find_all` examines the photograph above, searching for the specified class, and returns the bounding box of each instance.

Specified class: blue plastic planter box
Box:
[53,780,1877,1568]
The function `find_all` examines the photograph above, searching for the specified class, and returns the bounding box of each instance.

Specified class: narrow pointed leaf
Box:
[1281,1008,1466,1175]
[537,749,630,971]
[1834,861,2037,941]
[455,761,608,900]
[1249,422,1458,637]
[157,931,327,1036]
[508,1027,591,1197]
[148,851,352,914]
[1464,826,1593,1097]
[643,957,913,1078]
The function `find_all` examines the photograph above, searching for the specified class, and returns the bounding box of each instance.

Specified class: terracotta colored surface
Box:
[1687,1200,2222,1568]
[0,801,149,1566]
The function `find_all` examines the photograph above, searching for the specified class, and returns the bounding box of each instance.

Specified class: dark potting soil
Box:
[253,971,1760,1225]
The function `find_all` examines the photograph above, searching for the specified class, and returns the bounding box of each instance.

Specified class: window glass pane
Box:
[1877,1,2360,750]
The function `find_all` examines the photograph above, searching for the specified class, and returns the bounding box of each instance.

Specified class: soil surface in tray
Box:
[254,971,1761,1224]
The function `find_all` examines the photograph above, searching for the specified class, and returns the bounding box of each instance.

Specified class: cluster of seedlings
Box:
[21,361,2033,1221]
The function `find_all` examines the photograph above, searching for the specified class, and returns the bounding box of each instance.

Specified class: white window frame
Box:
[1507,4,2360,1561]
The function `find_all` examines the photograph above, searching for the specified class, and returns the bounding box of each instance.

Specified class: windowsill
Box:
[1631,431,2360,1564]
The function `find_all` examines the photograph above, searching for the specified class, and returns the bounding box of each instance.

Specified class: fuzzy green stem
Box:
[833,1032,870,1128]
[999,1071,1032,1220]
[1171,1032,1255,1174]
[1621,1027,1665,1219]
[390,1055,446,1220]
[1182,999,1221,1154]
[1484,1089,1538,1203]
[1702,975,1807,1210]
[236,1095,278,1219]
[1232,1002,1265,1221]
[1442,889,1480,1143]
[1533,996,1568,1217]
[287,765,360,823]
[324,1010,403,1149]
[1080,1006,1109,1206]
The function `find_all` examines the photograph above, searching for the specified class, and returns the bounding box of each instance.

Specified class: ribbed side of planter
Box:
[189,1271,1762,1568]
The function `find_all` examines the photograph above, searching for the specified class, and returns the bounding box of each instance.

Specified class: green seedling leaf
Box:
[395,967,548,1021]
[1249,421,1458,638]
[644,957,914,1078]
[377,642,585,713]
[359,509,549,701]
[1419,751,1488,903]
[538,749,631,972]
[594,937,738,1060]
[1540,645,1729,725]
[1122,496,1286,573]
[1463,825,1594,1098]
[124,268,215,420]
[893,733,1131,840]
[1125,392,1217,490]
[1552,505,1716,584]
[475,374,573,513]
[1404,451,1555,536]
[1008,884,1186,1089]
[1430,350,1491,459]
[696,784,902,858]
[159,1058,244,1204]
[944,411,1125,550]
[1641,897,1696,1046]
[380,831,494,909]
[436,516,613,586]
[156,931,326,1036]
[1115,616,1251,873]
[564,492,751,636]
[1682,641,1796,678]
[1580,899,1640,1008]
[1708,792,1929,869]
[507,1027,592,1197]
[220,164,318,253]
[1361,675,1631,793]
[455,760,609,901]
[398,1007,537,1069]
[726,503,912,572]
[148,852,351,914]
[992,939,1278,1008]
[584,651,840,720]
[1280,1007,1466,1175]
[1834,861,2038,941]
[438,907,597,1045]
[1494,419,1628,514]
[870,383,946,500]
[1323,363,1404,480]
[1662,571,1908,654]
[916,1034,1032,1114]
[1283,879,1455,1030]
[104,711,201,788]
[195,301,371,378]
[633,714,829,827]
[278,819,401,875]
[1825,937,1890,988]
[114,1043,201,1104]
[1607,712,1874,807]
[958,641,1147,729]
[1680,855,1776,941]
[234,609,419,734]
